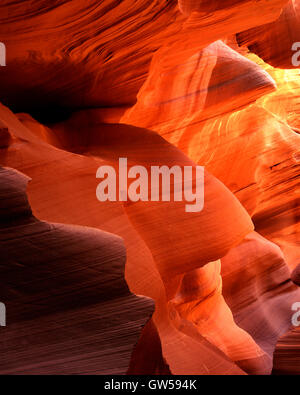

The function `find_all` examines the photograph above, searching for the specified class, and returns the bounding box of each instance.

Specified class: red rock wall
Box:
[0,0,299,375]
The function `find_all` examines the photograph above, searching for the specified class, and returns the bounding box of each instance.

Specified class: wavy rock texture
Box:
[221,232,300,368]
[121,49,300,272]
[0,104,256,375]
[0,0,183,112]
[237,0,300,68]
[0,0,299,375]
[273,327,300,374]
[0,166,154,374]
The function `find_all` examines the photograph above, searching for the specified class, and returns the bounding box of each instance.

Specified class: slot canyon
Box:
[0,0,299,375]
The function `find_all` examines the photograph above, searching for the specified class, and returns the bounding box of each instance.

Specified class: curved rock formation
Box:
[0,0,299,376]
[273,327,300,375]
[0,103,255,374]
[237,0,300,68]
[0,166,154,374]
[221,231,300,372]
[0,0,183,112]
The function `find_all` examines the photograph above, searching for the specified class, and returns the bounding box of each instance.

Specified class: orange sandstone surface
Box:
[0,0,299,375]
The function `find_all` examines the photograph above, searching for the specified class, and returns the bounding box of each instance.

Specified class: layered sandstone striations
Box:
[0,166,154,374]
[0,0,299,375]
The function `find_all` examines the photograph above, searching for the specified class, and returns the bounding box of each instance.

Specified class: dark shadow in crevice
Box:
[24,106,74,124]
